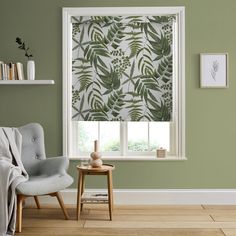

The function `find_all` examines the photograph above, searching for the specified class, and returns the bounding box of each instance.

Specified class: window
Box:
[63,7,185,160]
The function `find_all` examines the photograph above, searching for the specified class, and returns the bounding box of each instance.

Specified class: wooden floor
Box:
[15,204,236,236]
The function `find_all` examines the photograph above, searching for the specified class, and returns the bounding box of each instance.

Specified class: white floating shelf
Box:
[0,80,55,85]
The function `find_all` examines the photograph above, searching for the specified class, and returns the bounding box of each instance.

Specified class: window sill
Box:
[69,156,187,161]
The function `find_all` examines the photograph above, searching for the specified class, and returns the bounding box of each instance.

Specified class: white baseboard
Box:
[25,189,236,205]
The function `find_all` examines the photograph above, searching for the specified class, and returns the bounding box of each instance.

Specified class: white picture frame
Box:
[200,53,228,88]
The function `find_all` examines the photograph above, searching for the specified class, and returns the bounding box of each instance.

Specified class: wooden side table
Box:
[76,164,115,220]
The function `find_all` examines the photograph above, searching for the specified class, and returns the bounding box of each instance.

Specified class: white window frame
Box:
[62,7,186,160]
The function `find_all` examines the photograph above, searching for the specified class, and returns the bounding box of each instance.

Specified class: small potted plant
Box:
[16,37,35,80]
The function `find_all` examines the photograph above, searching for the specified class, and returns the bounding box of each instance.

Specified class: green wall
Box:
[1,0,236,189]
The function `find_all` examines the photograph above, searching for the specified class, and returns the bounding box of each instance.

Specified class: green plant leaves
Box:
[105,89,125,118]
[97,65,121,94]
[105,21,125,49]
[84,41,110,69]
[147,102,171,121]
[149,34,171,60]
[137,47,154,76]
[155,56,173,83]
[88,22,104,42]
[72,58,93,93]
[72,15,174,121]
[15,37,33,59]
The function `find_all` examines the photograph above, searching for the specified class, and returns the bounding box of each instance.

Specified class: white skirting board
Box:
[25,189,236,205]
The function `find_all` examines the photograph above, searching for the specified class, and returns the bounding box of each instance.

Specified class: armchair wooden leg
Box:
[50,192,69,220]
[34,196,41,209]
[16,195,26,233]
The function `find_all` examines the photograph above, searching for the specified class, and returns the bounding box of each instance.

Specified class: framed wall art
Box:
[200,53,228,88]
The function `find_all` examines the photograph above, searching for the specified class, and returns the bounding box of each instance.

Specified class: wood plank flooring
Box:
[15,204,236,236]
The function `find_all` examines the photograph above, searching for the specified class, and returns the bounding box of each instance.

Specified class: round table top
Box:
[76,164,115,172]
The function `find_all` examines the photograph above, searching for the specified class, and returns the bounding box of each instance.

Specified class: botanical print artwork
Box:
[211,60,219,81]
[201,54,228,88]
[72,15,175,121]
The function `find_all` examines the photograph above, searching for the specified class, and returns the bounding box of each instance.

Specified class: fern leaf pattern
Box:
[72,15,175,121]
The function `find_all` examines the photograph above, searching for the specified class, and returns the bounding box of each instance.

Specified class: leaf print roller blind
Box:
[72,15,175,121]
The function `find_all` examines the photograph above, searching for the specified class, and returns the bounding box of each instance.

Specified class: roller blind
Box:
[72,15,175,121]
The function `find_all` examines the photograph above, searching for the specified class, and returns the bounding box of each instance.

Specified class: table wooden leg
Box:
[81,173,85,212]
[76,171,83,220]
[107,170,113,221]
[109,171,114,210]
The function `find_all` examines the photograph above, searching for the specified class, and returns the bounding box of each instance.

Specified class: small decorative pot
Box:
[90,151,103,168]
[156,148,167,158]
[90,151,101,160]
[90,158,103,168]
[27,60,35,80]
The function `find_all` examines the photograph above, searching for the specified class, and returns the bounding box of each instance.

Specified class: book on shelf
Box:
[9,62,13,80]
[13,63,18,80]
[4,64,9,80]
[0,61,3,80]
[0,61,25,80]
[16,62,25,80]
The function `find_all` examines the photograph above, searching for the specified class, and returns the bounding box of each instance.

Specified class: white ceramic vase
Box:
[27,60,35,80]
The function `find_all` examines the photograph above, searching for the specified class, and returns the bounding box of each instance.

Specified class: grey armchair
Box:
[16,123,73,232]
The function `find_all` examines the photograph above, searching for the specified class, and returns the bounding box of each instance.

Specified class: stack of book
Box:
[0,61,25,80]
[81,192,108,203]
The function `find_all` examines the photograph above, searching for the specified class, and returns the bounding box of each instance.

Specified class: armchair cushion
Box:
[16,173,73,196]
